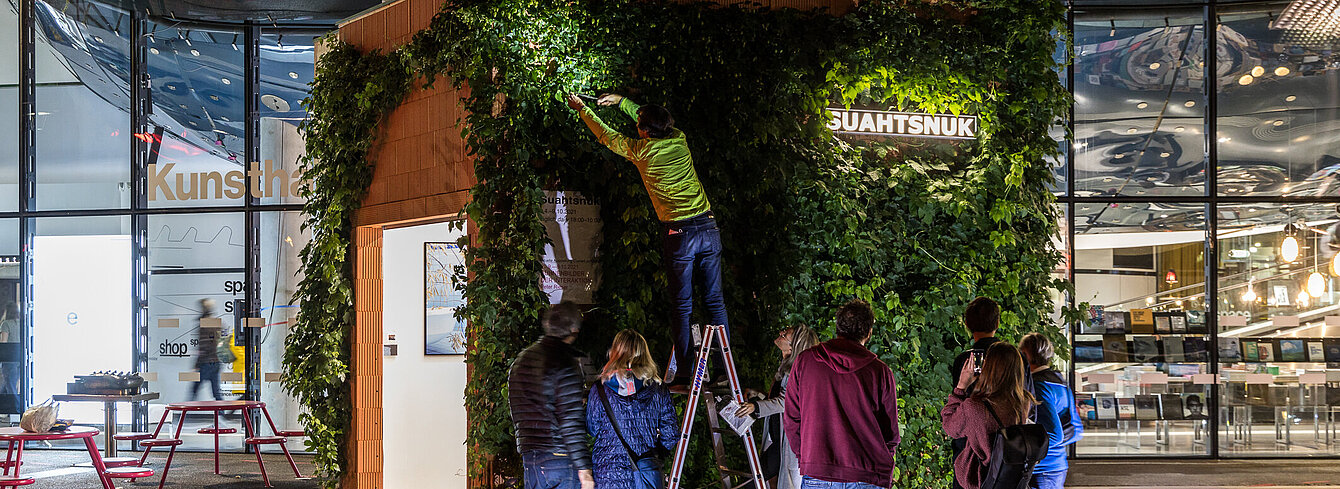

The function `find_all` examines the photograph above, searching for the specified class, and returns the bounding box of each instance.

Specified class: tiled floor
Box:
[0,449,317,488]
[1071,458,1340,487]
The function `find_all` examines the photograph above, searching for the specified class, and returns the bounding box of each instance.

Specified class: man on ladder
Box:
[568,92,729,388]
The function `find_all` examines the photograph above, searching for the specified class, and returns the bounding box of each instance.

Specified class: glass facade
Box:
[1068,1,1340,457]
[2,0,321,452]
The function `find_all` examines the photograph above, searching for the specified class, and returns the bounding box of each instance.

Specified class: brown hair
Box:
[971,342,1036,425]
[964,297,1000,334]
[775,325,820,383]
[835,300,874,341]
[601,330,661,384]
[1019,332,1054,368]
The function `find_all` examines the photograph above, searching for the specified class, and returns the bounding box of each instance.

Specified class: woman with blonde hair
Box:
[587,330,679,489]
[942,342,1037,489]
[734,325,819,489]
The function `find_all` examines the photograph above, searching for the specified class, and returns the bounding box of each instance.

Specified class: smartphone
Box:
[971,350,984,374]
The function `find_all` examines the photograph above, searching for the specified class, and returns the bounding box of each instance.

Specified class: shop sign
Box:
[540,191,602,304]
[147,161,305,201]
[826,107,977,140]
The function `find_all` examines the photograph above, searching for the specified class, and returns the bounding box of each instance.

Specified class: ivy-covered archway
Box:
[286,0,1072,487]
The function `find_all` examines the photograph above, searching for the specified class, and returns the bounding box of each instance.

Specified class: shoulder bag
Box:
[597,384,667,489]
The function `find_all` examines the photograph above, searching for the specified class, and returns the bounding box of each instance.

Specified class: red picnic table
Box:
[0,426,153,488]
[125,400,302,488]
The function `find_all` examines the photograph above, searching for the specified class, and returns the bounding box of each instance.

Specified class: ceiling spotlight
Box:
[221,77,231,85]
[1114,153,1126,159]
[1160,152,1171,158]
[1136,102,1149,109]
[288,72,300,79]
[1309,271,1327,297]
[93,36,104,43]
[190,49,200,57]
[1238,74,1255,85]
[1174,126,1186,132]
[1127,127,1139,134]
[1160,214,1169,218]
[1184,100,1196,108]
[1275,66,1291,76]
[209,95,219,101]
[1252,66,1266,77]
[1286,95,1297,102]
[1273,120,1285,126]
[149,47,159,55]
[1149,62,1161,70]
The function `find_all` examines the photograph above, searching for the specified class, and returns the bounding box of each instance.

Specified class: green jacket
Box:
[579,98,711,222]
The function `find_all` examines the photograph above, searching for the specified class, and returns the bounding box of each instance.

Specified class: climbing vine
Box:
[290,0,1074,487]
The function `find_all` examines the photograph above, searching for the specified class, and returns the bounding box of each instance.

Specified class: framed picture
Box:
[425,242,467,355]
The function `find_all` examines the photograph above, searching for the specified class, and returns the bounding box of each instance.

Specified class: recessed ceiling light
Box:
[1136,102,1149,109]
[1137,190,1147,194]
[1161,214,1169,218]
[1174,126,1186,132]
[178,104,188,109]
[221,77,231,85]
[1147,176,1159,181]
[93,36,103,43]
[1149,62,1161,70]
[1275,66,1291,76]
[189,121,197,126]
[190,49,200,57]
[1238,74,1255,85]
[288,72,299,79]
[1127,127,1139,134]
[1115,153,1126,159]
[1184,100,1196,108]
[221,116,230,121]
[209,95,219,101]
[149,47,159,55]
[1160,152,1171,158]
[1273,120,1284,126]
[1251,66,1266,77]
[166,85,175,91]
[1286,95,1297,102]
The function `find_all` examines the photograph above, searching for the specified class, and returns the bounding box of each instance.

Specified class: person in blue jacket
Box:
[587,330,680,489]
[1019,333,1083,489]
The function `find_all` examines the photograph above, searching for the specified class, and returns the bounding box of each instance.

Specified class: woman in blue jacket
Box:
[1020,333,1084,489]
[587,330,680,489]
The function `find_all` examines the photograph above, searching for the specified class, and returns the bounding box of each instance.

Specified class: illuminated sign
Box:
[148,160,305,201]
[826,107,978,140]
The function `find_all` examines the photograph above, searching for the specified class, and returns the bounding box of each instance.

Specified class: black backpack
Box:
[979,401,1047,489]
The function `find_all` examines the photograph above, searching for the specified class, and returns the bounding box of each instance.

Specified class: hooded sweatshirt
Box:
[784,338,901,486]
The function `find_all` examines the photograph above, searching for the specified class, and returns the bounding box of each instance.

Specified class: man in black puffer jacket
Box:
[509,302,594,489]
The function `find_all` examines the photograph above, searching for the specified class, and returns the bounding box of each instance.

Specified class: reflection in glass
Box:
[34,0,131,210]
[145,213,247,452]
[1073,203,1210,455]
[1216,4,1340,197]
[31,216,131,425]
[258,32,318,206]
[258,211,309,450]
[1074,12,1206,197]
[146,23,246,208]
[1,5,17,211]
[1216,203,1340,456]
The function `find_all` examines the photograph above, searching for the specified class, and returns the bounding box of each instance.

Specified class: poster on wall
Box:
[425,242,467,355]
[540,190,602,304]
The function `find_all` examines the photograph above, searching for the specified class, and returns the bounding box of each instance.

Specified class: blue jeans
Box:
[523,452,580,489]
[192,362,223,401]
[1030,471,1066,489]
[662,212,729,380]
[800,476,886,489]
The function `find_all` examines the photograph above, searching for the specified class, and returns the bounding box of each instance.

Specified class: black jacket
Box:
[508,336,592,470]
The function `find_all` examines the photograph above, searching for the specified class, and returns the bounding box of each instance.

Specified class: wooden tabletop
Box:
[166,400,262,411]
[53,393,160,403]
[0,426,99,440]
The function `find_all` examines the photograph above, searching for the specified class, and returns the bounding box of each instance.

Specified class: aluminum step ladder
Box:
[667,324,766,489]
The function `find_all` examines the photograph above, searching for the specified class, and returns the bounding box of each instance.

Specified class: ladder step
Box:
[718,468,753,478]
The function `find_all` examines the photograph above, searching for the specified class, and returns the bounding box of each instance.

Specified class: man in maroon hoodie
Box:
[784,300,901,489]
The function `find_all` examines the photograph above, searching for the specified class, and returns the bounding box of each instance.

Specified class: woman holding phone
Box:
[941,342,1037,489]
